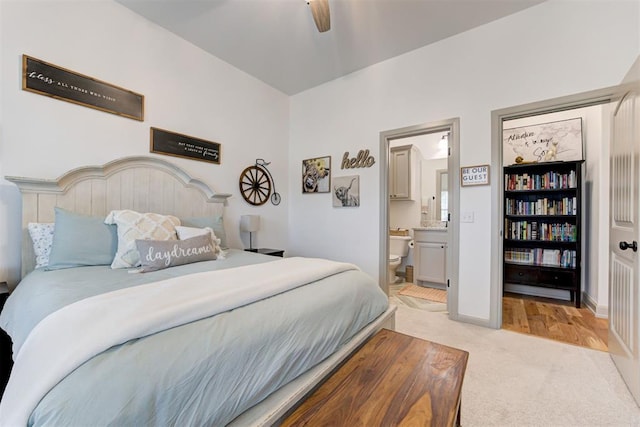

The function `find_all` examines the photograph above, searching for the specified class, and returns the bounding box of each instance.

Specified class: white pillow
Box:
[27,223,55,268]
[175,225,224,259]
[105,210,180,269]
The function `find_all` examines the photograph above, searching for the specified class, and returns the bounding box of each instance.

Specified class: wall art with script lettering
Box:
[341,150,375,169]
[150,127,221,164]
[22,55,144,121]
[502,117,583,166]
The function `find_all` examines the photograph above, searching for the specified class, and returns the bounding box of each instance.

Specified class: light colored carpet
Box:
[398,283,447,303]
[393,304,640,426]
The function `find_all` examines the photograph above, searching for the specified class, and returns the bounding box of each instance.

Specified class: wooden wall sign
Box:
[150,127,221,164]
[461,164,490,186]
[22,55,144,121]
[341,150,375,169]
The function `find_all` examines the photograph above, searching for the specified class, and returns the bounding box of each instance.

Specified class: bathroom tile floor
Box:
[389,282,448,312]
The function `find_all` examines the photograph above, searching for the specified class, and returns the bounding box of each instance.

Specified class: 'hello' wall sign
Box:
[341,150,375,169]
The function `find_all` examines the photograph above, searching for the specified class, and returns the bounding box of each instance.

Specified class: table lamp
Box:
[240,215,260,250]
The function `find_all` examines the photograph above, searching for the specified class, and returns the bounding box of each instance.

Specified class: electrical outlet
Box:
[461,211,474,223]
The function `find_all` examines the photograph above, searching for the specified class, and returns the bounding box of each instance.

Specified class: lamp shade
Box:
[240,215,260,233]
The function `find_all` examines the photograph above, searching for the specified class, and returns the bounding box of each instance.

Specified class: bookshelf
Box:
[503,160,583,307]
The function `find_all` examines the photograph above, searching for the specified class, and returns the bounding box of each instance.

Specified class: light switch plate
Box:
[461,211,474,223]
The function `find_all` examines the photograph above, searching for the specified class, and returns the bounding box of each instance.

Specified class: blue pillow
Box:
[46,208,117,270]
[181,215,228,249]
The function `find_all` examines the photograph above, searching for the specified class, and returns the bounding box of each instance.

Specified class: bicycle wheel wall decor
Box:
[239,159,281,206]
[239,165,271,206]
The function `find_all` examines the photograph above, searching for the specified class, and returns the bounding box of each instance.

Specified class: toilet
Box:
[388,235,413,284]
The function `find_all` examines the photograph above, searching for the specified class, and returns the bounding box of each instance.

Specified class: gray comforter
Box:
[0,250,388,426]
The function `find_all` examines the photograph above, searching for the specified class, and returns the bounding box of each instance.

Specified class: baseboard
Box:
[504,283,571,301]
[582,292,608,319]
[452,313,494,329]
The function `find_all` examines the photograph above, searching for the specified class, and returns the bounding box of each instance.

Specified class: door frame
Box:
[489,82,638,329]
[379,118,460,318]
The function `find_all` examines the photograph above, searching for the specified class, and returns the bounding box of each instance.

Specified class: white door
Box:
[609,88,640,405]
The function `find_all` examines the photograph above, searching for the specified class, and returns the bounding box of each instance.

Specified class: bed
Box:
[0,156,395,426]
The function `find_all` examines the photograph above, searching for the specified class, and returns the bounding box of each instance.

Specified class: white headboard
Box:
[6,156,231,279]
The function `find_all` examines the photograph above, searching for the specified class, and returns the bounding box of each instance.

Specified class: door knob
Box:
[619,241,638,252]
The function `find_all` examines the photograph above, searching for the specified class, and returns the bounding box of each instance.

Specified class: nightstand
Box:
[245,248,285,257]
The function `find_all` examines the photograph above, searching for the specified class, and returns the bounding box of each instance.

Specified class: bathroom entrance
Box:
[380,118,460,319]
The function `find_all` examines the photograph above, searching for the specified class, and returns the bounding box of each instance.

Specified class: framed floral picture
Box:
[302,156,331,193]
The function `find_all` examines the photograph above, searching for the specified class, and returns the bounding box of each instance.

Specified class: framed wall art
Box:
[302,156,331,193]
[22,55,144,121]
[461,165,490,187]
[150,127,221,164]
[332,175,360,207]
[502,117,583,165]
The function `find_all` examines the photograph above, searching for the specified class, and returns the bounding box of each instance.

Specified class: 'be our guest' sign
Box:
[461,165,490,187]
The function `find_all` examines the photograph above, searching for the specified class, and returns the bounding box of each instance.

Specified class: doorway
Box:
[379,118,460,319]
[490,85,635,329]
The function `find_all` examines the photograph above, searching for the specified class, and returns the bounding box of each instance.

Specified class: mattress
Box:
[0,250,389,426]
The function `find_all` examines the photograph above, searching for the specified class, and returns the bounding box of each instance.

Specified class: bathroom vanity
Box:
[413,228,447,288]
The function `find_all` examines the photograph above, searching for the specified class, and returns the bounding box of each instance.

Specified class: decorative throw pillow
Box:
[46,208,118,270]
[27,223,55,269]
[105,210,180,269]
[181,216,228,249]
[135,234,217,272]
[176,225,224,258]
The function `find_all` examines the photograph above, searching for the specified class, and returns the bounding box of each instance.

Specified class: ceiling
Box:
[117,0,546,95]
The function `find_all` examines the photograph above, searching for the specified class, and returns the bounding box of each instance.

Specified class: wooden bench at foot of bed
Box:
[281,328,469,427]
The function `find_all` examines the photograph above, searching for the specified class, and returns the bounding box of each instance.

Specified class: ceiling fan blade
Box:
[308,0,330,33]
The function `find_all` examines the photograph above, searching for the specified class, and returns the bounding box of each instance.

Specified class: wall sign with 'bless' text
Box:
[461,165,490,186]
[22,55,144,121]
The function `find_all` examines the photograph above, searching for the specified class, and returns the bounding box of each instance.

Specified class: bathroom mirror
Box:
[435,169,448,222]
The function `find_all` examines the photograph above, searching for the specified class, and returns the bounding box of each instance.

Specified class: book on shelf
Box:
[504,169,578,191]
[505,219,576,241]
[505,196,577,216]
[505,248,576,268]
[542,249,561,266]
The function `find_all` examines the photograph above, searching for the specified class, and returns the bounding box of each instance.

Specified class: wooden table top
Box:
[281,328,469,427]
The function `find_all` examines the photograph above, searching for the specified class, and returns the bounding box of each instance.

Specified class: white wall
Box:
[288,0,639,321]
[0,1,290,286]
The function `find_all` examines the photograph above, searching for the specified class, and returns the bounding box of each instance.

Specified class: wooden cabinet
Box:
[390,145,411,200]
[503,160,583,307]
[414,229,447,286]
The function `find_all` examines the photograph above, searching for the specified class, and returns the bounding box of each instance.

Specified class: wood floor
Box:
[390,282,608,352]
[502,293,608,351]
